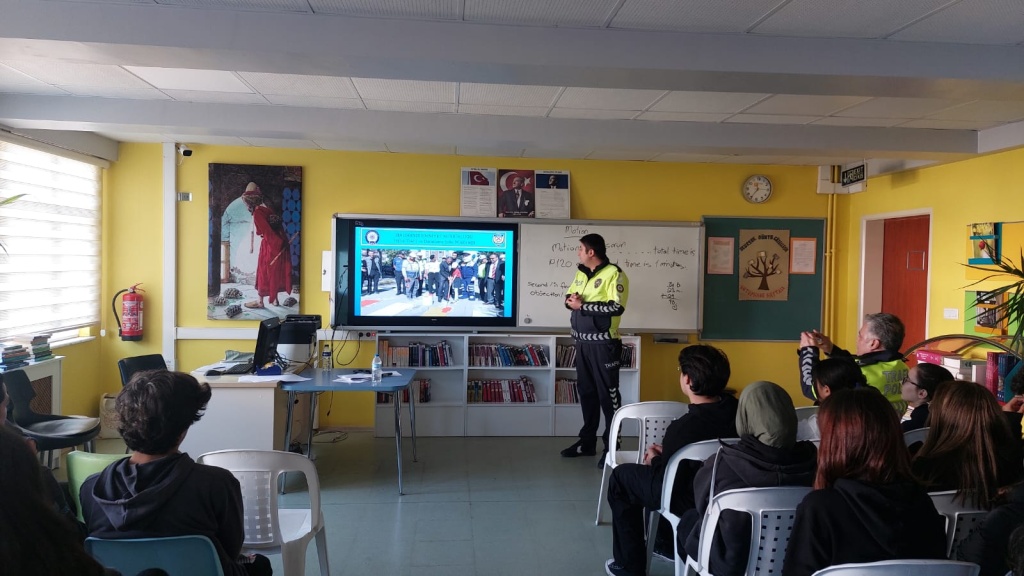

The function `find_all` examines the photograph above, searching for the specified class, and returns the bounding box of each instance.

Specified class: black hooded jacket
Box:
[681,436,817,576]
[782,478,947,576]
[80,452,247,576]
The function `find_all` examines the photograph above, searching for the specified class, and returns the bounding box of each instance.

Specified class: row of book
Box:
[467,377,537,403]
[1,343,31,370]
[375,379,432,404]
[555,378,580,404]
[915,348,1020,401]
[30,334,53,362]
[378,340,455,368]
[555,343,637,369]
[468,343,549,367]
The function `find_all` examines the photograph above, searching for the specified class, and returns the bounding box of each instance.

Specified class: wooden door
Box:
[881,215,930,351]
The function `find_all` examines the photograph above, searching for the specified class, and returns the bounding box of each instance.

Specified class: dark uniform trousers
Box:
[574,338,622,450]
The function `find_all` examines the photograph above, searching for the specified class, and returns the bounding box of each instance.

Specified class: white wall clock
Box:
[742,175,773,204]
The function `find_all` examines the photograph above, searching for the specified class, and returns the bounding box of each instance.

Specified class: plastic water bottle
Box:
[371,354,383,383]
[320,344,331,370]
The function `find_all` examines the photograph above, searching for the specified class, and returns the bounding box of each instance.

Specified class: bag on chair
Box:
[98,393,121,438]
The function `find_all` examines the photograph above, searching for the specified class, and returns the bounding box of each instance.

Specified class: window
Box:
[0,141,101,340]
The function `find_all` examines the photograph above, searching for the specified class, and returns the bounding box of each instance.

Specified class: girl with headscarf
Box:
[681,381,818,576]
[241,182,292,309]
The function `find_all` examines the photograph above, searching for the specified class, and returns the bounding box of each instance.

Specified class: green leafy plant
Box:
[0,194,26,253]
[964,248,1024,354]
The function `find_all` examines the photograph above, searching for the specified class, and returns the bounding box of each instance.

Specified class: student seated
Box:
[911,381,1023,510]
[604,345,739,576]
[81,370,272,576]
[955,480,1024,576]
[782,388,946,576]
[899,362,950,432]
[681,381,817,576]
[0,425,119,576]
[796,357,866,441]
[797,313,909,406]
[1008,524,1024,576]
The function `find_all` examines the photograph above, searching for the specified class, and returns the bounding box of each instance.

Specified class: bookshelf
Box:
[373,333,641,437]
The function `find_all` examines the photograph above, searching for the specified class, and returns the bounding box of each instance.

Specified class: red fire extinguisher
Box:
[113,283,144,341]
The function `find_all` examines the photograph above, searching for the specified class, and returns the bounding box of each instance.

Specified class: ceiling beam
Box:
[3,0,1024,100]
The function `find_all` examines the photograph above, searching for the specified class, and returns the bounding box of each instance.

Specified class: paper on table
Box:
[237,374,311,382]
[333,371,402,383]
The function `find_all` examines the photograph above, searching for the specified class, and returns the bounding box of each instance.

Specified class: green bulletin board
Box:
[701,217,826,341]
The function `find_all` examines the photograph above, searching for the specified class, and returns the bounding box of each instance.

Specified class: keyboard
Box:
[219,362,253,375]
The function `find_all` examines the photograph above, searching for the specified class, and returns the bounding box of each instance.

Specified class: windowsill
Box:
[50,336,96,350]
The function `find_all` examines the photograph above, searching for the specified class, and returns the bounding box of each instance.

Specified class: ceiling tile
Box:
[889,0,1024,44]
[459,83,561,107]
[385,143,457,154]
[154,0,313,12]
[650,153,730,163]
[834,97,964,119]
[555,87,665,110]
[352,78,455,103]
[262,94,365,109]
[810,116,907,127]
[651,91,768,114]
[163,90,268,104]
[586,150,660,161]
[522,148,588,159]
[309,0,460,18]
[465,0,620,27]
[637,111,730,122]
[123,67,252,92]
[548,108,637,120]
[364,100,456,113]
[610,0,784,32]
[712,155,794,165]
[458,104,549,117]
[0,64,67,95]
[238,72,360,98]
[62,86,171,100]
[314,140,388,152]
[456,146,526,157]
[752,0,954,39]
[239,137,321,148]
[895,119,1000,130]
[745,95,871,116]
[1,60,152,89]
[724,114,820,125]
[927,100,1024,123]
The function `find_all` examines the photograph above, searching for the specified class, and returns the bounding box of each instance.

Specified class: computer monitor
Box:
[252,317,283,370]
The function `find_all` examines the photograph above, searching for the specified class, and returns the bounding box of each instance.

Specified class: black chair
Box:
[117,354,167,386]
[4,369,100,467]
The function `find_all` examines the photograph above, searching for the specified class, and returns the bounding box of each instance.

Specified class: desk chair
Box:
[929,490,988,558]
[86,535,225,576]
[811,560,979,576]
[117,354,167,386]
[904,427,930,447]
[4,369,100,467]
[67,451,127,522]
[198,449,329,576]
[596,401,688,525]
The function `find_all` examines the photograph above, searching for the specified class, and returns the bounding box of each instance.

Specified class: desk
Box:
[281,369,417,495]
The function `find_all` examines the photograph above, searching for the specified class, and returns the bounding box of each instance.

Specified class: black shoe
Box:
[561,440,596,457]
[605,559,639,576]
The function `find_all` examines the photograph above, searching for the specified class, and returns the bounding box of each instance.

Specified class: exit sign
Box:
[841,163,866,187]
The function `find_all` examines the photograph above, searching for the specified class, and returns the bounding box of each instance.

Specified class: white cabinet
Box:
[374,334,640,437]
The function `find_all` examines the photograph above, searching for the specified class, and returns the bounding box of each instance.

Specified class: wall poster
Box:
[207,163,302,320]
[738,229,790,301]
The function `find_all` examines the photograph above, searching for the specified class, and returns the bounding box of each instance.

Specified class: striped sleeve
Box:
[798,346,819,401]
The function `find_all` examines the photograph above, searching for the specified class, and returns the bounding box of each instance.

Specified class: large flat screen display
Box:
[332,216,518,330]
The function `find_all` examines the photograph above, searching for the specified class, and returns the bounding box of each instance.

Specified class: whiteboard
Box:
[517,221,703,333]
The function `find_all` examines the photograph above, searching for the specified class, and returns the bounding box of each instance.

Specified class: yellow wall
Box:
[835,148,1024,348]
[96,144,831,426]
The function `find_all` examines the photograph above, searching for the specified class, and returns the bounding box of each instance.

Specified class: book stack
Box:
[555,378,579,404]
[30,334,52,362]
[986,351,1003,397]
[1,343,31,370]
[376,378,432,404]
[381,340,454,367]
[467,376,537,403]
[469,343,548,367]
[556,344,577,368]
[621,343,636,369]
[915,349,958,367]
[998,354,1020,402]
[940,355,986,381]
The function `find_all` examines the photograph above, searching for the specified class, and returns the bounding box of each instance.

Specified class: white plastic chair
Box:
[929,490,988,558]
[794,406,819,421]
[646,439,740,575]
[811,559,980,576]
[595,401,688,525]
[197,449,329,576]
[684,486,812,576]
[904,427,930,447]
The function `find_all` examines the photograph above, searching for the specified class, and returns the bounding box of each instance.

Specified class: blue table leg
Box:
[394,389,404,495]
[409,382,418,462]
[280,390,296,494]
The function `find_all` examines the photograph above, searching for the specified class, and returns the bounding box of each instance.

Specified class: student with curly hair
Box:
[783,388,945,576]
[81,370,272,576]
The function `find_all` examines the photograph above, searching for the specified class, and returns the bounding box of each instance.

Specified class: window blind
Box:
[0,141,101,340]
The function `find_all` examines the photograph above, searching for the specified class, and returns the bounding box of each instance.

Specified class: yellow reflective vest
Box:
[565,262,629,340]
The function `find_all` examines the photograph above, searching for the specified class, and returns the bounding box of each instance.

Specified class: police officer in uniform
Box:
[562,233,629,464]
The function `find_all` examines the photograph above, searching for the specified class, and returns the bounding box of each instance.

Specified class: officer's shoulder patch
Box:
[616,284,624,293]
[593,278,602,288]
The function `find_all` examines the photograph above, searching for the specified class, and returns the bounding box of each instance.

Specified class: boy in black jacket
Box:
[605,345,738,576]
